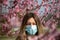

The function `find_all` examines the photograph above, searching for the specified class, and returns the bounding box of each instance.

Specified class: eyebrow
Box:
[26,22,36,25]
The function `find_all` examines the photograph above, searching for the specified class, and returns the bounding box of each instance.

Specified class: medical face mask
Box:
[25,25,38,35]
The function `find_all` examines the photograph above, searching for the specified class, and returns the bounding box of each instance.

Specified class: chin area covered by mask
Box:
[25,25,38,36]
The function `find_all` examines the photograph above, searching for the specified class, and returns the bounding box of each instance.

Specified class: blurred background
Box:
[0,0,60,40]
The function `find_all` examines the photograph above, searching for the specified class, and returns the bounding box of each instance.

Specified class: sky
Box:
[38,0,45,16]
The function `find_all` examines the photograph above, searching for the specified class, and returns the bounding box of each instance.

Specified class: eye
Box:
[26,23,36,25]
[33,23,36,25]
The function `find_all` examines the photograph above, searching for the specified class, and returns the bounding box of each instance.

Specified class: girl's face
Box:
[25,17,38,35]
[26,17,36,25]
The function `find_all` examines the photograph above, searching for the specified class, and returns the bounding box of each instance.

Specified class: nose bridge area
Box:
[31,23,33,25]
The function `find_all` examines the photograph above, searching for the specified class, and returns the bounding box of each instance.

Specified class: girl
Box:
[16,13,44,40]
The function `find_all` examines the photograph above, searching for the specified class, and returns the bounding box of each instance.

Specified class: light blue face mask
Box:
[25,25,38,35]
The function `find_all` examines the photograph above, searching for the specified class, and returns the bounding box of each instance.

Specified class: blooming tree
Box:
[0,0,60,36]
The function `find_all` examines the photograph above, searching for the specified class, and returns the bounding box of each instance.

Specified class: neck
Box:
[27,35,38,40]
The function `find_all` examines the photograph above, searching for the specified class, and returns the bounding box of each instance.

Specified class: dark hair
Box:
[55,34,60,40]
[16,13,44,40]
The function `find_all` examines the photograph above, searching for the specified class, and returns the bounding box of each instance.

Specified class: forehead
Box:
[27,17,36,23]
